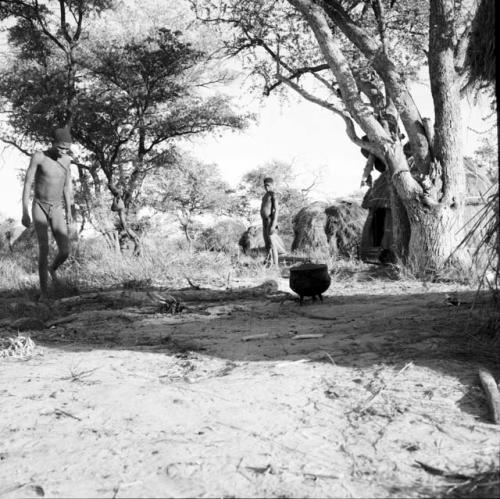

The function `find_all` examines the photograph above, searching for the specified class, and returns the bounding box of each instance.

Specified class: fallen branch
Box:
[478,368,500,424]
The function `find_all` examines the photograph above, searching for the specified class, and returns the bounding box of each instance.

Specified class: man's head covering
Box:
[263,177,274,184]
[53,126,73,148]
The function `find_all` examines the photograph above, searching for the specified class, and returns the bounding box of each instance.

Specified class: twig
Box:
[47,408,82,421]
[294,334,324,340]
[186,277,201,290]
[414,460,470,480]
[60,367,99,382]
[325,353,336,365]
[355,362,413,414]
[242,333,269,341]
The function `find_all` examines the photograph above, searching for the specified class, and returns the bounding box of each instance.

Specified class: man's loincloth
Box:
[33,198,63,221]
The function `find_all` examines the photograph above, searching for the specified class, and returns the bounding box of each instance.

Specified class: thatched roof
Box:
[464,0,496,88]
[291,201,329,252]
[362,172,391,210]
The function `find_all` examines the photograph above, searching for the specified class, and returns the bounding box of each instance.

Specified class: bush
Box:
[199,219,246,253]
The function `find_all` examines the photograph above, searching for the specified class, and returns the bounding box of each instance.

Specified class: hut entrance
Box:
[372,208,387,247]
[360,172,393,263]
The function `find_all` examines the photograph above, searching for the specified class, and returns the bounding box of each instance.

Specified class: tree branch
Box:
[0,137,31,156]
[318,0,431,174]
[58,0,72,43]
[33,0,67,52]
[275,73,343,115]
[264,63,329,95]
[276,73,378,153]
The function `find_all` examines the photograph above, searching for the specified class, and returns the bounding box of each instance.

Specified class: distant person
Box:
[22,126,73,301]
[260,177,286,266]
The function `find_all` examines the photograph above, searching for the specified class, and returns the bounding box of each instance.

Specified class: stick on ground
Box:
[478,368,500,424]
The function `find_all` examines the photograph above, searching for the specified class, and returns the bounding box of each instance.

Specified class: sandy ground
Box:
[1,271,499,498]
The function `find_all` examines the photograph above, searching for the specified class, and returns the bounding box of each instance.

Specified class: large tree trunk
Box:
[405,203,464,272]
[386,144,465,273]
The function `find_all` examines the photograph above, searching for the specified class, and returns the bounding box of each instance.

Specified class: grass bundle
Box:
[291,201,329,253]
[325,200,365,259]
[464,0,496,89]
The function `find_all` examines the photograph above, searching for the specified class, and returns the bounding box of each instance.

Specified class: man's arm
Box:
[21,153,40,227]
[63,167,73,225]
[269,192,279,234]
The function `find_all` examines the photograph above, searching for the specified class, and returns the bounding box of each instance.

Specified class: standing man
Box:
[260,177,283,267]
[22,126,73,301]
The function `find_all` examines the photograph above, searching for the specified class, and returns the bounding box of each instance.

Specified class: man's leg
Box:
[49,206,70,279]
[262,218,270,252]
[32,202,50,299]
[262,219,272,265]
[269,233,279,267]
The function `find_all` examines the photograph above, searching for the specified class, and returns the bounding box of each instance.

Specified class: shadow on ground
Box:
[1,279,498,395]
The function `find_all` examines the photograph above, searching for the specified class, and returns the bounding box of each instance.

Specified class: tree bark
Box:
[428,0,465,205]
[389,184,410,263]
[405,203,464,272]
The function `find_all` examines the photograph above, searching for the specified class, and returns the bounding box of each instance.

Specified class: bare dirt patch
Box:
[1,274,499,498]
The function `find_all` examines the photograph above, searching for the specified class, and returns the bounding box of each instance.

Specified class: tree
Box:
[143,156,231,244]
[0,0,247,253]
[193,0,481,273]
[0,0,113,132]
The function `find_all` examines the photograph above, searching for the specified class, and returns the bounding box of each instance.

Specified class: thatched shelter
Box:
[291,199,364,258]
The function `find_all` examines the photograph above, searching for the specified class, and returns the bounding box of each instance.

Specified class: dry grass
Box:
[0,334,38,359]
[441,464,500,499]
[0,234,281,297]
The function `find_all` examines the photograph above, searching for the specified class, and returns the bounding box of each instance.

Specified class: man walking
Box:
[22,126,73,301]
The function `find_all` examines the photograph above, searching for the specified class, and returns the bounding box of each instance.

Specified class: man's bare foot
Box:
[37,293,50,304]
